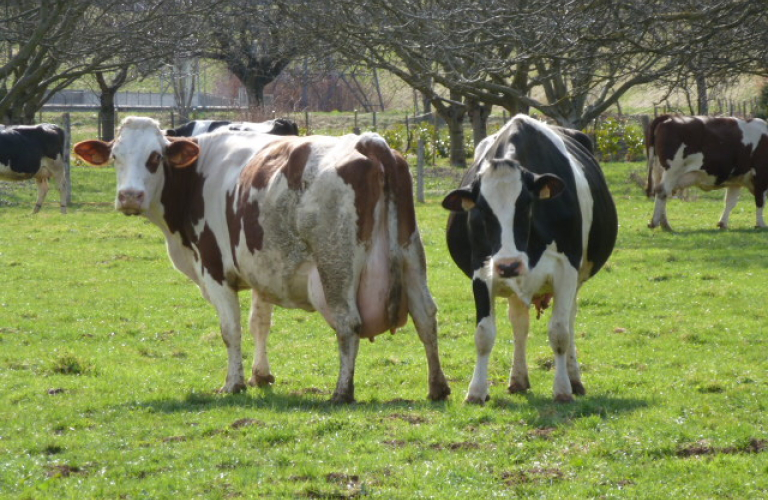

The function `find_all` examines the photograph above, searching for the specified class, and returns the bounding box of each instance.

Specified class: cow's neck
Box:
[152,161,207,251]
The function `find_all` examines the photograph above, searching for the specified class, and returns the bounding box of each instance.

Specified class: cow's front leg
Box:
[248,291,275,387]
[507,295,530,394]
[208,285,246,393]
[332,315,361,404]
[549,271,579,402]
[565,292,585,396]
[33,177,49,214]
[466,278,496,404]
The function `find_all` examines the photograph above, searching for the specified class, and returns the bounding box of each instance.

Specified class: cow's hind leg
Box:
[331,315,361,404]
[507,295,531,394]
[248,291,275,387]
[33,177,49,214]
[403,240,450,401]
[755,189,767,229]
[649,191,673,231]
[718,186,741,230]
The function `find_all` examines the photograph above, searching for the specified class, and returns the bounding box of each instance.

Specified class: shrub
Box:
[591,117,645,162]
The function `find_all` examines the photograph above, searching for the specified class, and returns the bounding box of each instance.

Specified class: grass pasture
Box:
[1,160,767,499]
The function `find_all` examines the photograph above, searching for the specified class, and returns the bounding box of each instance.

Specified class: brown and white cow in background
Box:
[74,117,450,403]
[646,114,768,230]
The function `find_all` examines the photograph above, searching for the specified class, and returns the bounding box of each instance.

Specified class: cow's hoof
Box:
[647,221,657,229]
[217,381,247,394]
[428,377,451,401]
[717,222,728,230]
[249,374,275,387]
[571,381,586,396]
[554,393,574,403]
[465,394,490,405]
[330,392,356,404]
[508,379,531,394]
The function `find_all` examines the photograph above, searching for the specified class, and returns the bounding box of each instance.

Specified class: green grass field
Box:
[1,159,767,499]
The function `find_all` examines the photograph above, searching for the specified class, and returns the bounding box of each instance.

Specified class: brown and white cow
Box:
[646,114,768,230]
[73,117,450,403]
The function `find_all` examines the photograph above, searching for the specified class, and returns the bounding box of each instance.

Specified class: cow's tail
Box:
[645,115,670,197]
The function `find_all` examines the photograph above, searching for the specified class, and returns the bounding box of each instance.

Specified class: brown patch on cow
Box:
[677,438,767,457]
[145,151,161,173]
[242,138,310,191]
[336,155,383,243]
[160,155,205,251]
[197,223,225,284]
[355,140,417,245]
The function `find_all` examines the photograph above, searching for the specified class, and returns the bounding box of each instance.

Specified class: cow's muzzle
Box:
[117,189,145,215]
[495,258,526,278]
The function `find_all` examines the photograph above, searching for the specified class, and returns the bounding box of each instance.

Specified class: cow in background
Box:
[0,124,68,213]
[74,117,450,403]
[646,114,768,230]
[165,118,299,137]
[443,114,617,403]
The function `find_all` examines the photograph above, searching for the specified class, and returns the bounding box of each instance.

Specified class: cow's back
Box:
[0,124,64,177]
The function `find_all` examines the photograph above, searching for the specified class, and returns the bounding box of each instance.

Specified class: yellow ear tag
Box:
[540,186,551,200]
[461,198,476,211]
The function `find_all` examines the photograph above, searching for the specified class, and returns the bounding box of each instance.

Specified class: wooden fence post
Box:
[63,112,72,205]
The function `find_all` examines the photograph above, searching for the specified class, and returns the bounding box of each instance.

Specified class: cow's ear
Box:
[442,187,476,212]
[165,139,199,169]
[530,173,565,201]
[73,140,112,166]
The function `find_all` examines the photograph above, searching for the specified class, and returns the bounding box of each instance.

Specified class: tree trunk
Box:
[99,90,117,141]
[696,73,709,115]
[467,98,491,146]
[434,94,467,168]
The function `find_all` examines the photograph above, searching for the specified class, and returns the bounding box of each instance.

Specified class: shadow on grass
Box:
[490,391,648,428]
[137,387,452,415]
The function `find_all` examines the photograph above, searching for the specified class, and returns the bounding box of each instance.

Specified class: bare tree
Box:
[201,0,299,108]
[0,0,212,125]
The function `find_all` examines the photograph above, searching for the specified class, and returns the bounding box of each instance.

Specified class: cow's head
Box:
[74,117,199,215]
[442,152,565,280]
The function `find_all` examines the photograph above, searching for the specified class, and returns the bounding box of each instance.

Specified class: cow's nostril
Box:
[496,261,522,278]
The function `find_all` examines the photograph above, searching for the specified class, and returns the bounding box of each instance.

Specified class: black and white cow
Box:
[0,124,68,213]
[74,116,450,403]
[443,114,617,403]
[646,114,768,230]
[165,118,300,137]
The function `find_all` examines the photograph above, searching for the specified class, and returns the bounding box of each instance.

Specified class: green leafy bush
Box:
[591,117,645,162]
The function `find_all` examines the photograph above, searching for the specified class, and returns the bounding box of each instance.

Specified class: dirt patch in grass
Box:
[502,467,564,485]
[46,464,84,478]
[677,438,767,457]
[231,418,264,429]
[385,413,427,425]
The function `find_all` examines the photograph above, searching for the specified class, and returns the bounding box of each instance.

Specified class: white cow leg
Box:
[210,286,246,393]
[756,193,766,228]
[54,168,68,214]
[565,294,585,396]
[248,291,275,387]
[549,274,579,402]
[467,315,496,404]
[404,242,450,401]
[507,295,531,394]
[33,177,49,214]
[332,315,361,404]
[718,186,741,230]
